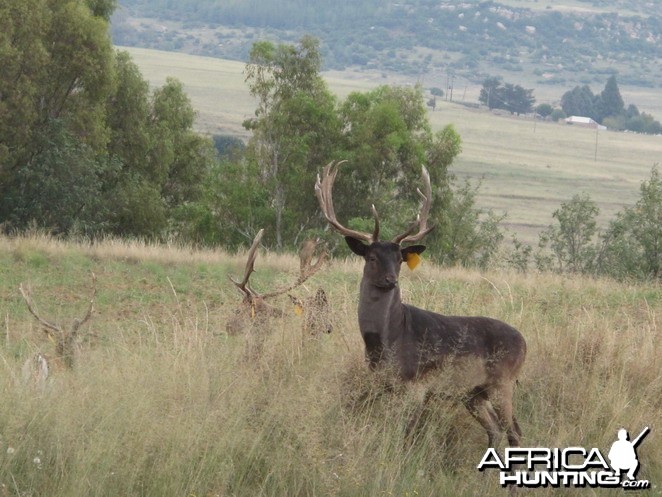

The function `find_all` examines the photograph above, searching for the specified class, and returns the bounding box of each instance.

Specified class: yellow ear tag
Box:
[250,302,256,319]
[294,304,304,316]
[406,253,421,271]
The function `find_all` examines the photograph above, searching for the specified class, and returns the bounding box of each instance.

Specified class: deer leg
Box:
[405,390,433,442]
[489,382,521,447]
[463,386,502,448]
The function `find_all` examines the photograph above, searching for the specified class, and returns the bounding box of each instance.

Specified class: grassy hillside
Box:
[1,234,660,496]
[113,0,661,88]
[122,46,662,245]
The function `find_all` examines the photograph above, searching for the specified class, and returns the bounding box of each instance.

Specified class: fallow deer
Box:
[227,230,331,336]
[315,161,527,448]
[19,273,97,386]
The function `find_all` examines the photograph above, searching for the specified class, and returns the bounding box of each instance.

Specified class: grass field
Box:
[121,46,662,246]
[0,234,660,496]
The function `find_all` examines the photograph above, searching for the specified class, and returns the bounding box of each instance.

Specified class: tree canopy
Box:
[479,77,535,115]
[0,0,216,237]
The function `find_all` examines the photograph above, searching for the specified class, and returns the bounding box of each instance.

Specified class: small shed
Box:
[565,116,607,130]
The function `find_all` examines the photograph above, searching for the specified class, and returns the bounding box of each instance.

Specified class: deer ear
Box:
[401,245,426,270]
[345,236,368,257]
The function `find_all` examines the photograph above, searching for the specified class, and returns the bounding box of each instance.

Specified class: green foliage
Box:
[537,193,599,274]
[599,166,662,280]
[550,108,567,121]
[180,159,272,249]
[597,75,625,121]
[0,0,113,182]
[560,84,597,120]
[0,4,216,239]
[535,103,553,118]
[0,119,112,236]
[431,179,506,268]
[243,35,342,250]
[479,77,535,115]
[560,76,661,134]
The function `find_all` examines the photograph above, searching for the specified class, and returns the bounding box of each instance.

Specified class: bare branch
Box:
[392,165,435,244]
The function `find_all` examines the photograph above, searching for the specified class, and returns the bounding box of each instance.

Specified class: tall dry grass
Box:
[0,234,660,496]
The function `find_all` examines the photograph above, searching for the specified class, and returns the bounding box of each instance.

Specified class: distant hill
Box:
[112,0,661,91]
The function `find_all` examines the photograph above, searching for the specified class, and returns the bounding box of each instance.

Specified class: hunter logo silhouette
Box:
[608,427,649,481]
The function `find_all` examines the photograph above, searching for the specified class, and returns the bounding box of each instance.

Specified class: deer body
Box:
[316,162,527,448]
[354,242,526,378]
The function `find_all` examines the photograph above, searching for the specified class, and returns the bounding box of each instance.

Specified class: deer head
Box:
[226,230,328,334]
[19,273,97,380]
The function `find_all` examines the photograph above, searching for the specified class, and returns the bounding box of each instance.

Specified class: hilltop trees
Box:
[560,76,660,134]
[479,77,535,115]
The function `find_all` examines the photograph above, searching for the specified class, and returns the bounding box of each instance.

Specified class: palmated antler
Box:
[228,229,265,301]
[229,230,327,302]
[391,165,435,244]
[261,240,328,299]
[316,161,434,245]
[315,160,380,242]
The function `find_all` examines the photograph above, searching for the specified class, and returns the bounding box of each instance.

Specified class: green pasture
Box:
[1,234,660,496]
[121,46,662,245]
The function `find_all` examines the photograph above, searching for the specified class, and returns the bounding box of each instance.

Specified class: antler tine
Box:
[19,283,62,335]
[392,165,435,244]
[315,160,376,243]
[73,272,97,332]
[228,229,265,297]
[261,248,328,300]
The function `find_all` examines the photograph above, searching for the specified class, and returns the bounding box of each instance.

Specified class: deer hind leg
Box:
[489,381,521,447]
[463,386,502,447]
[405,390,434,442]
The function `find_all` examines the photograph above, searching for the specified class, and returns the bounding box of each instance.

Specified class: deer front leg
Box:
[362,332,384,370]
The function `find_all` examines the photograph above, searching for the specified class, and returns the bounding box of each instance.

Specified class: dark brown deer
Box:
[19,273,97,386]
[227,229,330,335]
[315,161,527,448]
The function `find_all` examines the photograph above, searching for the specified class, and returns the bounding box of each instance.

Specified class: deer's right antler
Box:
[19,272,98,338]
[19,284,61,336]
[391,165,435,244]
[228,229,265,300]
[315,161,380,243]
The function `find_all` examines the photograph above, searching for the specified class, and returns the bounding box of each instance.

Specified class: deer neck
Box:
[357,278,405,345]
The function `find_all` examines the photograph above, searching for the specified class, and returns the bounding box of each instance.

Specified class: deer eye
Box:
[368,255,377,263]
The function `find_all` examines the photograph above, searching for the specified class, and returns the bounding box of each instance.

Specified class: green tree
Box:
[0,119,112,235]
[502,83,535,115]
[535,103,553,118]
[479,76,503,110]
[243,35,342,249]
[560,85,597,120]
[538,193,599,274]
[433,179,505,268]
[0,0,114,193]
[596,75,624,122]
[599,166,662,279]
